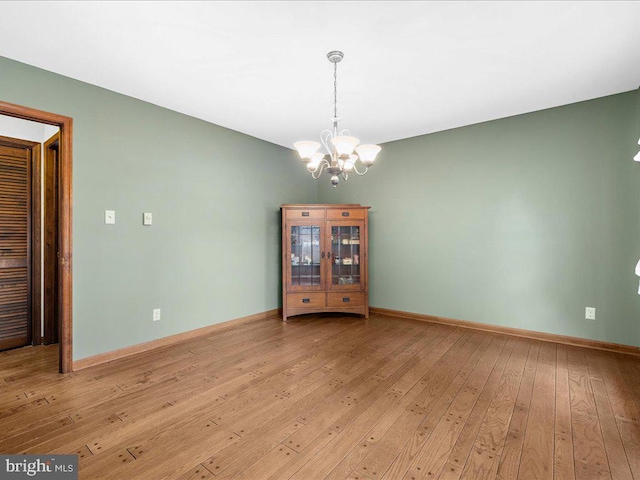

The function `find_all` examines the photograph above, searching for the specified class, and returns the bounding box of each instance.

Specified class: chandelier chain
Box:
[333,60,338,122]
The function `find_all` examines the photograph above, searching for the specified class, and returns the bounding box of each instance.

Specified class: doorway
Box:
[0,101,73,373]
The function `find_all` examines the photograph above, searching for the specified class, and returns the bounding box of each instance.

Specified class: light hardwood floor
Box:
[1,314,639,480]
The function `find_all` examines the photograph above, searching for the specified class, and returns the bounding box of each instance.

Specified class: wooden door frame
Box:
[43,132,60,345]
[0,101,73,373]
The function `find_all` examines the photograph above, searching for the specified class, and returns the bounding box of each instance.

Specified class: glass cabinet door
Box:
[288,223,324,290]
[328,222,364,290]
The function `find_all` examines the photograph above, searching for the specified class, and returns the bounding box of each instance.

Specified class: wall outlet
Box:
[153,308,161,322]
[585,307,596,320]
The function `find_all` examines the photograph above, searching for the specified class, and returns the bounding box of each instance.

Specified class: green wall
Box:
[0,56,318,360]
[1,54,638,358]
[319,91,640,347]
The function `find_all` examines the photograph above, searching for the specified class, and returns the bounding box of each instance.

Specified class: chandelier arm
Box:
[320,129,334,156]
[311,159,330,179]
[352,163,369,176]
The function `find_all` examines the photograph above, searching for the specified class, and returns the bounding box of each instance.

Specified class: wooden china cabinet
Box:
[281,204,370,321]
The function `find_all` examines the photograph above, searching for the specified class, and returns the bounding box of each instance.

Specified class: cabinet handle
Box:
[321,252,325,259]
[302,298,311,303]
[302,212,310,217]
[327,252,332,259]
[342,297,350,302]
[341,212,350,217]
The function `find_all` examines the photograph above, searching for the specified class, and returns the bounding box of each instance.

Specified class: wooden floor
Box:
[1,314,640,480]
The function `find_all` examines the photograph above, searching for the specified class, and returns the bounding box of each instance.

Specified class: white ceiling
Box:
[0,1,639,148]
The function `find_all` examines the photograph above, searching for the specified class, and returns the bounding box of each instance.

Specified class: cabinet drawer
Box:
[287,293,326,308]
[285,209,325,220]
[327,292,365,307]
[326,209,366,220]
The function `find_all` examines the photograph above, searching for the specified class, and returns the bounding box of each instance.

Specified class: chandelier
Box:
[294,51,381,187]
[635,137,639,294]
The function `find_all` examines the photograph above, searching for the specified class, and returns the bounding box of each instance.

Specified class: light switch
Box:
[105,210,116,225]
[143,212,153,226]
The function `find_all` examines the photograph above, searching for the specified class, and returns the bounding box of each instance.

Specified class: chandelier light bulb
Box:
[307,152,324,172]
[331,136,360,157]
[294,141,321,160]
[356,145,382,165]
[634,151,640,162]
[344,155,357,171]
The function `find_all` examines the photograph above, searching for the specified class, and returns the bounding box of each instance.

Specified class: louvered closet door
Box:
[0,144,31,350]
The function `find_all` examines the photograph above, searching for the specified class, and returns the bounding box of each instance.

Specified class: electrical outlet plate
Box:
[585,307,596,320]
[153,308,161,321]
[143,212,152,226]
